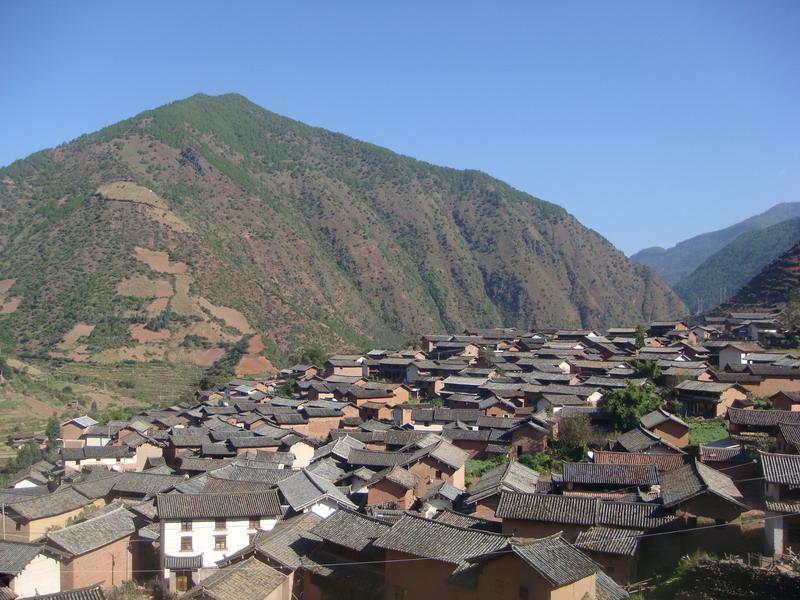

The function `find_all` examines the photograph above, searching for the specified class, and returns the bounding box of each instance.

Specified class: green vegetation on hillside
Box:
[675,217,800,313]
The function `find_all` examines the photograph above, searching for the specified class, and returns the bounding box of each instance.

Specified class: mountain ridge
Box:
[630,202,800,285]
[0,93,685,369]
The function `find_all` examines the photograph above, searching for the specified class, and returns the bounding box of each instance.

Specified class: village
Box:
[1,313,800,600]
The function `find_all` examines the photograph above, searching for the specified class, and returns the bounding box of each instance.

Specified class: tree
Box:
[558,413,594,457]
[45,415,60,451]
[634,324,647,349]
[631,359,661,382]
[288,346,327,368]
[602,381,661,431]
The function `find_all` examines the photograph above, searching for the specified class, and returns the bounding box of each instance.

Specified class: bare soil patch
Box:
[58,323,96,350]
[97,181,169,210]
[0,297,21,314]
[134,247,188,274]
[247,335,265,353]
[0,278,15,299]
[235,354,276,377]
[171,274,204,317]
[145,297,169,316]
[117,276,173,299]
[198,298,254,334]
[129,324,171,343]
[170,347,225,366]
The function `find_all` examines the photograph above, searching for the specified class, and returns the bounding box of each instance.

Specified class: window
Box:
[496,579,506,597]
[181,520,192,532]
[180,536,192,551]
[435,469,443,479]
[214,518,226,530]
[249,517,260,529]
[518,586,529,600]
[214,535,227,550]
[687,516,698,528]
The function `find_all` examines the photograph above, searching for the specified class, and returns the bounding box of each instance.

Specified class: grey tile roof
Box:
[592,451,689,473]
[277,469,357,512]
[241,512,322,569]
[698,444,750,463]
[313,435,365,461]
[310,508,391,551]
[0,540,44,574]
[466,462,540,504]
[7,487,91,521]
[433,510,502,532]
[596,570,631,600]
[759,451,800,486]
[164,555,202,570]
[184,557,287,600]
[562,462,659,487]
[111,472,185,497]
[373,513,509,568]
[207,463,295,485]
[496,492,678,530]
[640,408,688,430]
[613,426,677,453]
[574,526,643,556]
[23,583,106,600]
[46,505,136,556]
[659,461,747,509]
[485,535,598,587]
[727,407,800,427]
[778,422,800,449]
[157,491,282,520]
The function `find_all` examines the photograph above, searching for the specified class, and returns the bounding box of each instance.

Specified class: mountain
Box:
[0,93,685,373]
[673,217,800,313]
[724,241,800,307]
[630,202,800,285]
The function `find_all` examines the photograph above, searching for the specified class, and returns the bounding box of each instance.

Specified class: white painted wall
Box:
[64,456,137,473]
[162,516,277,569]
[13,479,41,489]
[84,435,112,447]
[308,499,338,518]
[11,553,61,597]
[289,442,315,469]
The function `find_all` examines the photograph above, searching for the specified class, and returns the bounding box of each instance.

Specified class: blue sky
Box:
[1,1,798,254]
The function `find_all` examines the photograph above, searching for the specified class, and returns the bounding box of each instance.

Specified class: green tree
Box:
[786,289,800,331]
[602,381,661,430]
[634,324,647,349]
[288,345,327,368]
[558,413,594,455]
[45,415,60,451]
[630,359,662,382]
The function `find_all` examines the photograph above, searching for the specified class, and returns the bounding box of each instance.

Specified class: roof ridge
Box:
[395,511,510,537]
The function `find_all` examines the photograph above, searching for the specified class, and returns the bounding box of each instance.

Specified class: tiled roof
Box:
[7,487,90,521]
[0,540,44,574]
[207,463,294,485]
[184,557,287,600]
[592,451,689,473]
[759,451,800,486]
[778,422,800,449]
[244,512,322,569]
[111,472,185,496]
[613,427,676,453]
[596,570,631,600]
[727,407,800,427]
[433,510,502,532]
[157,491,282,520]
[310,508,391,551]
[466,462,539,504]
[164,555,203,570]
[373,513,508,567]
[496,492,678,530]
[562,462,659,487]
[640,409,688,430]
[575,526,643,556]
[24,584,106,600]
[698,444,750,463]
[46,505,136,556]
[505,535,599,586]
[277,469,357,511]
[659,461,747,509]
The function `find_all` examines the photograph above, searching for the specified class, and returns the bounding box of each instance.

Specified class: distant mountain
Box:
[674,217,800,313]
[0,93,685,371]
[630,202,800,285]
[725,241,800,307]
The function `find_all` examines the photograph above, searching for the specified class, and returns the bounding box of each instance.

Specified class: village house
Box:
[673,380,749,417]
[760,451,800,556]
[639,408,690,448]
[0,540,62,597]
[60,416,98,449]
[157,491,283,592]
[45,503,136,591]
[1,487,97,542]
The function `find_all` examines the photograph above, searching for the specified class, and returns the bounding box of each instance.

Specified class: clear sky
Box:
[1,1,798,254]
